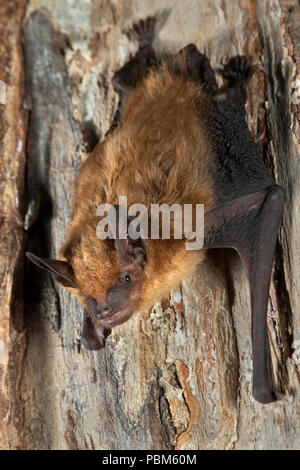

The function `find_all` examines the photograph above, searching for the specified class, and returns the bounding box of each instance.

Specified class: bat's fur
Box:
[61,63,215,312]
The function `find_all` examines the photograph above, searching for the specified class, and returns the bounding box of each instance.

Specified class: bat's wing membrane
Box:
[204,185,285,403]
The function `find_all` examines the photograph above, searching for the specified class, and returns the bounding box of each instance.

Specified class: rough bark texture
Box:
[0,0,299,450]
[0,0,27,449]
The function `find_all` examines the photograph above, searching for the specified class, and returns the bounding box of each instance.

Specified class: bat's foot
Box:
[111,17,157,97]
[127,17,157,47]
[213,55,260,103]
[221,55,259,87]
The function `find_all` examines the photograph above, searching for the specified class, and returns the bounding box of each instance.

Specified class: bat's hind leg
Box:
[112,17,157,95]
[106,17,157,136]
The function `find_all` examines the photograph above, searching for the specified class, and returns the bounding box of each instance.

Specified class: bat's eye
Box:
[121,273,132,283]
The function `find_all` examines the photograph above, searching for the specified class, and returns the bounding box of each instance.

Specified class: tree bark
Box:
[0,0,299,450]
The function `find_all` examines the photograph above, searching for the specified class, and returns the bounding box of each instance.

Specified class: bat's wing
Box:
[204,185,285,404]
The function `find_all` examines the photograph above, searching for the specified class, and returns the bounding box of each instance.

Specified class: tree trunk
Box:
[1,0,299,450]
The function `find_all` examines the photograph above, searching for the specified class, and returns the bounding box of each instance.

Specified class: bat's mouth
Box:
[81,306,133,351]
[98,305,134,329]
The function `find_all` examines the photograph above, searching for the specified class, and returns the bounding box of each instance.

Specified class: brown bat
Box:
[27,17,285,404]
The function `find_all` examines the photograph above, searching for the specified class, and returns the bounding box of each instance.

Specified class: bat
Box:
[26,17,285,404]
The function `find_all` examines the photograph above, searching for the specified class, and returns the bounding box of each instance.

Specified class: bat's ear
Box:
[109,205,147,266]
[26,252,76,288]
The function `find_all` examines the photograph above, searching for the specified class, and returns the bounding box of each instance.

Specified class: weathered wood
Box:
[0,0,299,450]
[0,0,27,450]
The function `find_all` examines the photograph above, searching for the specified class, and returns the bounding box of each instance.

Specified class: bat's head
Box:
[26,207,147,350]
